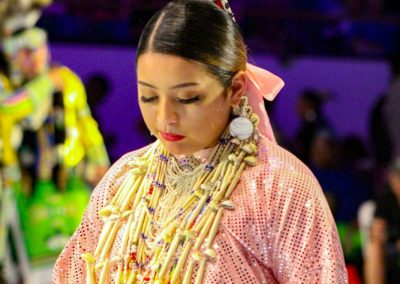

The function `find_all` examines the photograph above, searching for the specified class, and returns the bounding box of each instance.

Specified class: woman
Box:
[53,0,347,283]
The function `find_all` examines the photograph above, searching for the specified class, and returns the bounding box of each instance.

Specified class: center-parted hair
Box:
[136,0,247,87]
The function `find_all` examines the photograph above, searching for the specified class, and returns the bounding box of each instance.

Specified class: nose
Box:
[157,97,178,129]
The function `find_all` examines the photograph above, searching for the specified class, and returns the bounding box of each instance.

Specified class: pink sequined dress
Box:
[52,137,348,283]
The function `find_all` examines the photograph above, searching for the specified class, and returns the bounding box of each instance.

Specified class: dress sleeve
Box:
[0,74,55,120]
[60,67,110,167]
[51,153,132,284]
[268,166,348,283]
[0,73,55,165]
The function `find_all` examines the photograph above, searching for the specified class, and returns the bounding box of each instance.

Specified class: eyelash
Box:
[140,96,157,103]
[177,96,200,104]
[140,96,200,104]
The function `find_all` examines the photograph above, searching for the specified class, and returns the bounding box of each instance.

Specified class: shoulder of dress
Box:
[108,142,157,173]
[250,138,320,190]
[91,143,156,204]
[118,143,155,161]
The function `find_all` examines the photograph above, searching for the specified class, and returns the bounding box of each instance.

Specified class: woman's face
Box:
[13,44,49,79]
[137,52,237,155]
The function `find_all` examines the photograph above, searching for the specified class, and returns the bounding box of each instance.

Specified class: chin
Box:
[161,140,199,156]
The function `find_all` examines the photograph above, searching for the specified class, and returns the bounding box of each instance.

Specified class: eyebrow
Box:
[138,81,199,90]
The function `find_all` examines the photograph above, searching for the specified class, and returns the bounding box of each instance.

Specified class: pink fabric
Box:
[245,63,284,142]
[52,138,347,283]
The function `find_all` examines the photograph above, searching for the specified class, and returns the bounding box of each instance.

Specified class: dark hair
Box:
[136,0,247,87]
[390,158,400,176]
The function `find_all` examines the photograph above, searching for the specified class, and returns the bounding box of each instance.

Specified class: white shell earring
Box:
[230,117,253,140]
[229,96,254,140]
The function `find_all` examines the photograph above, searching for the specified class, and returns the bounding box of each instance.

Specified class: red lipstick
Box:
[160,131,185,142]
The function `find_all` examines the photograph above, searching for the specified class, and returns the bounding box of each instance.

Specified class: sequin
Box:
[52,139,347,283]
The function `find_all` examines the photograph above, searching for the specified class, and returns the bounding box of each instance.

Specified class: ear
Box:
[228,71,246,106]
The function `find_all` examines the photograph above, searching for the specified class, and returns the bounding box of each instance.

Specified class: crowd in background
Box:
[266,53,400,283]
[39,0,400,58]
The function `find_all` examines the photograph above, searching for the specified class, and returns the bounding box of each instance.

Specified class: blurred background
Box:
[1,0,400,283]
[36,0,400,158]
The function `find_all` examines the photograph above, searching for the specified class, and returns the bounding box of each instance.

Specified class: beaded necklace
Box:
[82,97,259,284]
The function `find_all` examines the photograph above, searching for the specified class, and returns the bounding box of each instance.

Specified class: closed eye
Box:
[140,96,158,103]
[177,96,200,104]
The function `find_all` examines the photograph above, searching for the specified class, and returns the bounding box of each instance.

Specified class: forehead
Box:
[3,29,47,57]
[137,52,211,82]
[17,45,46,54]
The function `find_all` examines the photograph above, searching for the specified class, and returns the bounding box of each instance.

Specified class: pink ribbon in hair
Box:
[245,63,284,142]
[212,0,284,141]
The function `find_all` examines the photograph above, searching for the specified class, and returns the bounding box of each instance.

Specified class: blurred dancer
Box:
[294,88,333,163]
[384,53,400,161]
[0,25,109,280]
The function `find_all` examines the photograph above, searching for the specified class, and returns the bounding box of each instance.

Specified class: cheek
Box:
[211,100,231,123]
[36,52,47,65]
[14,55,26,69]
[188,101,230,132]
[139,105,155,128]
